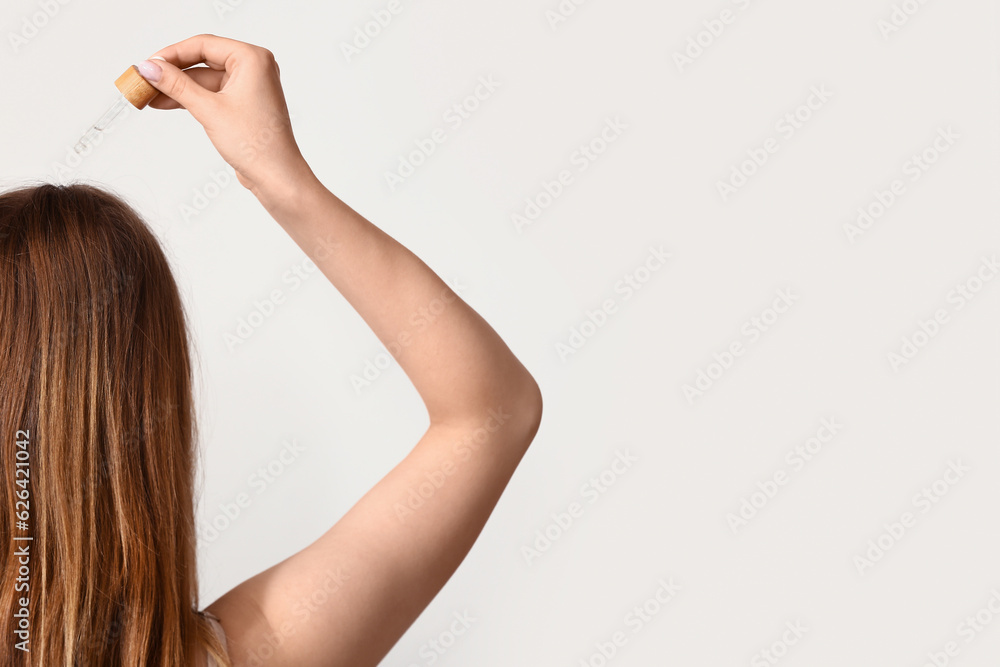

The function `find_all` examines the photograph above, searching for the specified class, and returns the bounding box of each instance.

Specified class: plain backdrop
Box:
[2,1,999,665]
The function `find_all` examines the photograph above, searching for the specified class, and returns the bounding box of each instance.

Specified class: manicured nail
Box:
[136,60,162,83]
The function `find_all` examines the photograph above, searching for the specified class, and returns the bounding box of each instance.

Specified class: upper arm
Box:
[206,384,542,667]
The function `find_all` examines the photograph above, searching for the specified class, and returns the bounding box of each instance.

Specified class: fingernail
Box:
[136,60,162,83]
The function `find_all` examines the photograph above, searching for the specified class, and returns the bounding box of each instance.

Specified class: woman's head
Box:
[0,183,227,666]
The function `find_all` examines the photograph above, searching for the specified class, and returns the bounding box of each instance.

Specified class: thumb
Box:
[136,57,213,117]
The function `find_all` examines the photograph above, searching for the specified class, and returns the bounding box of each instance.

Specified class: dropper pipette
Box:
[73,65,159,154]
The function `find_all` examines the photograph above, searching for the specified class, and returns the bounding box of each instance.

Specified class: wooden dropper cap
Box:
[114,65,159,110]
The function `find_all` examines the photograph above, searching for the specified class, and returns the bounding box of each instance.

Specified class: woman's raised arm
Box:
[138,34,543,667]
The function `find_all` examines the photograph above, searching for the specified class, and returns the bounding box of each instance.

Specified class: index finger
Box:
[149,33,260,72]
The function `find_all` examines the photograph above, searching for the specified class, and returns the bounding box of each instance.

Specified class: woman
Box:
[0,34,543,666]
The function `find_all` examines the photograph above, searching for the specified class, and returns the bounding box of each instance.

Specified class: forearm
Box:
[256,168,540,425]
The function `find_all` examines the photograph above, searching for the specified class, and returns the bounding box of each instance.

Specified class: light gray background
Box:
[2,1,999,665]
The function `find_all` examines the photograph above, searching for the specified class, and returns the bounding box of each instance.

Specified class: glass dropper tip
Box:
[71,95,132,156]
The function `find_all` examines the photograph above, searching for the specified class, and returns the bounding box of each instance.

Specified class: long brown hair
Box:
[0,183,229,666]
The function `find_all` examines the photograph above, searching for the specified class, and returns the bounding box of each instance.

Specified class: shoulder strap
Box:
[198,610,229,666]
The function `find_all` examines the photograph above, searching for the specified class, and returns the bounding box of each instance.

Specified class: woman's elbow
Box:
[511,374,543,443]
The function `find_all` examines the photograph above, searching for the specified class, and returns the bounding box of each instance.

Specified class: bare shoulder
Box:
[204,592,278,667]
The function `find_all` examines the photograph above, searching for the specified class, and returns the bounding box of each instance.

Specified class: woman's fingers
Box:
[147,67,227,109]
[149,33,257,71]
[136,59,214,118]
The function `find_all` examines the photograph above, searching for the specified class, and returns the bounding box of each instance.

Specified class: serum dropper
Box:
[73,63,160,154]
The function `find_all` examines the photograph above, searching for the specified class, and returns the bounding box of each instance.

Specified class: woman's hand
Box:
[136,34,314,202]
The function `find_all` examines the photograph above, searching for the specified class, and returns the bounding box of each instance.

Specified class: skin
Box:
[138,34,543,667]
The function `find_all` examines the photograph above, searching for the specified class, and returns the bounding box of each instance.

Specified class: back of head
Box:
[0,183,228,666]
